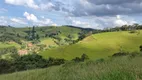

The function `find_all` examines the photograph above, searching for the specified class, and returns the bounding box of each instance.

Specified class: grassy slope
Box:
[40,38,57,46]
[57,26,81,39]
[0,42,20,49]
[0,26,82,49]
[31,26,81,39]
[40,31,142,60]
[39,26,82,47]
[1,56,142,80]
[0,26,82,39]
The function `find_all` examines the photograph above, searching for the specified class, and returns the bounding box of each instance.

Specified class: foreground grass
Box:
[40,31,142,60]
[1,56,142,80]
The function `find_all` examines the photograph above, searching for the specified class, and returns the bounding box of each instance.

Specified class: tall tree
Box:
[31,26,36,40]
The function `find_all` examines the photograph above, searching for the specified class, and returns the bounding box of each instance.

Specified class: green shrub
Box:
[112,52,129,57]
[0,47,17,56]
[129,30,137,33]
[0,59,13,74]
[47,57,65,66]
[72,54,89,62]
[14,54,47,71]
[0,54,66,74]
[140,45,142,52]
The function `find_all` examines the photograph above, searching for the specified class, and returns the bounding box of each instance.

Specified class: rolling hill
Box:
[0,26,142,80]
[0,56,142,80]
[0,25,91,44]
[0,25,83,40]
[40,30,142,60]
[0,25,94,58]
[0,25,85,49]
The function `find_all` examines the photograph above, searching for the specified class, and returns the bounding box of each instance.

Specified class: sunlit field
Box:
[40,30,142,60]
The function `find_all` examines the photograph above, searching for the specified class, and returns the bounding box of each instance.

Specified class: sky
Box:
[0,0,142,29]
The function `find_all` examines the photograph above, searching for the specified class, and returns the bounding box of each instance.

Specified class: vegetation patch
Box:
[40,30,142,60]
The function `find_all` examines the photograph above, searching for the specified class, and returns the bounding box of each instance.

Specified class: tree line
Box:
[103,24,142,32]
[0,53,89,74]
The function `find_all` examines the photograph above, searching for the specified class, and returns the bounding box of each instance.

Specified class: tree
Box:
[72,54,89,62]
[36,34,40,40]
[14,54,47,71]
[31,26,36,40]
[72,57,82,62]
[140,45,142,52]
[68,34,74,40]
[27,26,40,41]
[0,59,13,74]
[47,57,65,66]
[81,54,89,61]
[112,52,128,57]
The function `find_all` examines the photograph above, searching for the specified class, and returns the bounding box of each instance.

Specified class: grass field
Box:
[0,42,20,49]
[1,56,142,80]
[40,38,57,46]
[40,30,142,60]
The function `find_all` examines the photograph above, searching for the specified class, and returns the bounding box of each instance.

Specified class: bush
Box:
[72,54,89,62]
[0,59,13,74]
[72,57,82,62]
[81,54,89,61]
[0,54,66,74]
[0,46,17,56]
[140,45,142,52]
[112,52,129,57]
[47,57,65,66]
[129,30,137,33]
[14,54,47,71]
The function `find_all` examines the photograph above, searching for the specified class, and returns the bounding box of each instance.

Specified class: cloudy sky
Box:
[0,0,142,29]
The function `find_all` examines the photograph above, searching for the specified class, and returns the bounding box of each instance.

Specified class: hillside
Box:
[0,25,83,40]
[40,30,142,60]
[0,25,95,59]
[0,56,142,80]
[0,25,89,47]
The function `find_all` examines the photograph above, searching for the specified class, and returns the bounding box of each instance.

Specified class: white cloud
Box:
[114,15,136,26]
[0,16,8,25]
[114,19,128,26]
[5,0,39,9]
[11,18,27,24]
[0,15,56,27]
[5,0,57,10]
[116,15,121,19]
[40,2,55,10]
[35,19,57,26]
[52,23,57,26]
[0,16,28,27]
[66,15,137,29]
[23,12,57,26]
[73,20,90,27]
[68,17,92,28]
[24,12,38,22]
[36,19,54,26]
